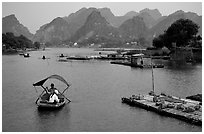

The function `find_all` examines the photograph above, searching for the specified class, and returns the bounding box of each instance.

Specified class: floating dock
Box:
[111,61,164,68]
[122,94,202,126]
[67,56,91,60]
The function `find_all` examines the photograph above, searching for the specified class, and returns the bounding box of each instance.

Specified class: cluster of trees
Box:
[153,19,202,49]
[2,32,41,49]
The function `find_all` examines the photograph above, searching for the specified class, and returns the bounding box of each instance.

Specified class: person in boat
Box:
[42,55,46,59]
[49,89,60,103]
[48,83,57,93]
[141,59,143,65]
[48,83,60,103]
[60,54,64,57]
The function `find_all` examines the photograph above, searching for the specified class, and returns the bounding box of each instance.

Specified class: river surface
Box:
[2,48,202,132]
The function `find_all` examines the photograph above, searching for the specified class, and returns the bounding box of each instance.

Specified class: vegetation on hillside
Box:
[2,32,41,50]
[152,19,201,49]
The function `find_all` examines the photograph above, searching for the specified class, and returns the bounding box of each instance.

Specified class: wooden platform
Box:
[111,61,164,68]
[122,95,202,126]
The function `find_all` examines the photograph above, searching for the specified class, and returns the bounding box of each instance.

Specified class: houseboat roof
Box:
[132,53,145,57]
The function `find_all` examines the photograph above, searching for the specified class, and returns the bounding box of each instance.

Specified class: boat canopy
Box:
[33,75,69,87]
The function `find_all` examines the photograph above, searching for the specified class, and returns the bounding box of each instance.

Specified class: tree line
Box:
[152,19,202,49]
[2,32,41,50]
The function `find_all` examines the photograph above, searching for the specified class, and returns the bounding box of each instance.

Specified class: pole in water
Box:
[151,57,155,93]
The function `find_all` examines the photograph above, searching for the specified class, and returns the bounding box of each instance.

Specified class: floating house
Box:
[111,53,164,68]
[130,53,151,66]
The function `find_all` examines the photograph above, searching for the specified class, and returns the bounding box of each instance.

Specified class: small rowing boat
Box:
[24,53,30,57]
[33,75,71,110]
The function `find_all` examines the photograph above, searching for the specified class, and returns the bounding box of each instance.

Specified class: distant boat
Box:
[59,54,66,58]
[42,56,46,60]
[58,57,68,62]
[33,75,71,109]
[67,55,91,60]
[23,53,30,58]
[41,56,50,60]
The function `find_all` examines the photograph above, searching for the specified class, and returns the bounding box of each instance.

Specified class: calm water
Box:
[2,48,202,132]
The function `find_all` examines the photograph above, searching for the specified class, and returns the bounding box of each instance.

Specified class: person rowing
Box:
[48,83,60,103]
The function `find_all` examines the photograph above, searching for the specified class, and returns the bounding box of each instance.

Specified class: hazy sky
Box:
[2,2,202,34]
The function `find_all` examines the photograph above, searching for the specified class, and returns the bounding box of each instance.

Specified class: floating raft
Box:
[67,56,91,60]
[111,61,164,68]
[122,94,202,126]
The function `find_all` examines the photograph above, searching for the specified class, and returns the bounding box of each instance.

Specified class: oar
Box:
[58,90,71,102]
[41,85,49,94]
[35,90,45,104]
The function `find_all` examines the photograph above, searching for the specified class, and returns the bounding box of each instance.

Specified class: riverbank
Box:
[2,48,39,55]
[2,49,18,55]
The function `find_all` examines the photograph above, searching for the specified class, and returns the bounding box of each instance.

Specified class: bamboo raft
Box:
[122,94,202,126]
[111,61,164,68]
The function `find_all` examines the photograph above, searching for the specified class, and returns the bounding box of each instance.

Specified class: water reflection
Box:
[35,105,71,132]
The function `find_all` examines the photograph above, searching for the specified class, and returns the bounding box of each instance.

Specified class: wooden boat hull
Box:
[36,93,67,110]
[37,100,66,110]
[67,57,90,60]
[24,54,30,58]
